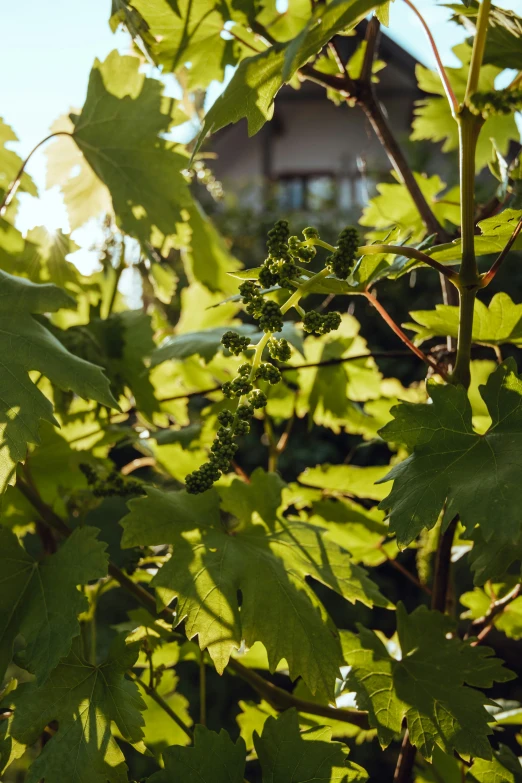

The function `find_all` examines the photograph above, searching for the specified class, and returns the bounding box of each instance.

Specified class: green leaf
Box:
[461,583,522,640]
[115,0,238,89]
[45,114,112,231]
[151,324,258,365]
[0,118,37,199]
[308,498,396,567]
[404,292,522,347]
[140,670,193,751]
[194,0,385,155]
[86,310,159,416]
[359,174,460,242]
[25,227,81,289]
[430,208,522,264]
[254,708,368,782]
[0,526,108,682]
[378,360,522,547]
[121,469,391,700]
[412,44,519,171]
[450,2,522,71]
[6,638,145,783]
[182,203,242,294]
[149,724,246,783]
[343,603,514,760]
[0,269,116,493]
[299,463,392,502]
[63,51,192,245]
[468,745,522,782]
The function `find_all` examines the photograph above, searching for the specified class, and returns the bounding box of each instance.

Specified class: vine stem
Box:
[0,131,72,216]
[482,215,522,286]
[358,244,459,283]
[464,0,492,103]
[470,583,521,644]
[199,649,207,726]
[157,352,418,404]
[401,0,459,115]
[130,672,194,741]
[308,238,459,283]
[452,111,483,388]
[363,290,448,379]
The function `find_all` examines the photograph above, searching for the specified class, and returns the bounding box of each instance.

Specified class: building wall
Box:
[210,44,447,215]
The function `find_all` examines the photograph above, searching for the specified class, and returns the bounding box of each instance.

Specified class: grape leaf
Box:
[183,203,242,294]
[461,583,522,640]
[359,173,460,242]
[25,227,81,289]
[113,0,238,89]
[0,526,108,683]
[121,469,391,700]
[412,44,519,171]
[45,113,112,231]
[404,293,522,347]
[378,359,522,547]
[151,324,258,365]
[140,670,193,751]
[6,638,145,783]
[449,2,522,71]
[468,745,522,783]
[429,208,522,264]
[62,50,192,246]
[0,118,37,199]
[343,603,514,760]
[298,463,392,501]
[194,0,386,155]
[254,708,368,782]
[148,724,246,783]
[0,269,116,493]
[308,498,396,567]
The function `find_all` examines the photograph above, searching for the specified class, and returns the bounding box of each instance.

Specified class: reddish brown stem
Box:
[364,290,448,379]
[482,215,522,286]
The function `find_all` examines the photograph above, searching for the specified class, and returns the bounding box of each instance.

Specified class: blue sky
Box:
[2,0,520,240]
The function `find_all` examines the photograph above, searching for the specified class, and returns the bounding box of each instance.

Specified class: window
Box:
[275,172,376,212]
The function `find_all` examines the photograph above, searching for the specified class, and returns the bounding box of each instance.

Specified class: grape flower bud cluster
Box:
[185,221,359,494]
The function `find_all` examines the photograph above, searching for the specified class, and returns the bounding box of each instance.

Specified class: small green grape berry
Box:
[239,280,260,300]
[321,311,342,334]
[217,410,234,427]
[327,226,359,279]
[268,337,291,362]
[302,226,319,240]
[237,403,254,420]
[277,259,299,288]
[259,300,284,333]
[237,363,251,377]
[267,220,290,259]
[233,420,251,436]
[222,381,235,398]
[245,295,264,318]
[256,362,282,384]
[249,389,268,409]
[303,310,324,334]
[259,263,280,289]
[221,330,251,356]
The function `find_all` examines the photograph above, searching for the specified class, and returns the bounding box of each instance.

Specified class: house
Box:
[210,24,437,218]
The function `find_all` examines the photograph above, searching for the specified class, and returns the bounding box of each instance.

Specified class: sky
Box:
[2,0,520,251]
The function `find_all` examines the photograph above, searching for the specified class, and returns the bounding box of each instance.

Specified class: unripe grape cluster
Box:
[80,463,146,497]
[326,227,359,279]
[185,221,353,494]
[268,337,292,362]
[471,89,522,117]
[221,330,251,356]
[303,310,342,335]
